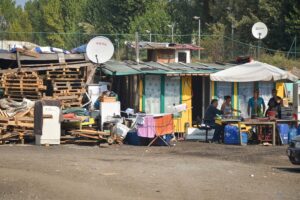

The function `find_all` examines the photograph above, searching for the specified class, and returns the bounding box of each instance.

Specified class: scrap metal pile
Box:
[60,108,123,145]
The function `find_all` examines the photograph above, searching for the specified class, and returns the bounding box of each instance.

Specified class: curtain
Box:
[145,75,161,114]
[164,77,181,114]
[259,82,274,111]
[216,82,232,109]
[238,82,254,118]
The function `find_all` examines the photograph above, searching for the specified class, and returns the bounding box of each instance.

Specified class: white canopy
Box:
[210,61,298,82]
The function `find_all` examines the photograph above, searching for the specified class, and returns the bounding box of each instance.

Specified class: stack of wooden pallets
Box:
[0,107,34,144]
[46,67,86,108]
[2,71,46,102]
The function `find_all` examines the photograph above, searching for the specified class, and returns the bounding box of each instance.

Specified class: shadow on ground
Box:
[275,167,300,173]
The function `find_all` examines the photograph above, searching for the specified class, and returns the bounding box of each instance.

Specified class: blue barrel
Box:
[277,124,289,145]
[297,125,300,136]
[224,125,240,144]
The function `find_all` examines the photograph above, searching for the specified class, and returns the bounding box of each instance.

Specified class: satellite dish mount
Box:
[252,22,268,60]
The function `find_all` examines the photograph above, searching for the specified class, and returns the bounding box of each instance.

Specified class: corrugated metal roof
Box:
[101,60,232,76]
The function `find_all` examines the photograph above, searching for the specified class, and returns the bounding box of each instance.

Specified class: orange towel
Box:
[154,114,174,136]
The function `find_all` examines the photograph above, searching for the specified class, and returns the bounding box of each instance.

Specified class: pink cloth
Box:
[137,116,156,138]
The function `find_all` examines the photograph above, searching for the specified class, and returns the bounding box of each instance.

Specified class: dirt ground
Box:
[0,142,299,200]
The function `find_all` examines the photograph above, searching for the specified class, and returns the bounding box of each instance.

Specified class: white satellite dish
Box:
[86,36,114,63]
[252,22,268,39]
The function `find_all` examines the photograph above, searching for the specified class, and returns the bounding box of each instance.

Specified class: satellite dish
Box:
[86,36,114,63]
[252,22,268,39]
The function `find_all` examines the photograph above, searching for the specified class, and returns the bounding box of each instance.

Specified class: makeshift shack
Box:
[101,61,233,133]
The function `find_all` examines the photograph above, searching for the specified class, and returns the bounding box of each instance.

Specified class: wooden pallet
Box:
[0,108,34,144]
[3,71,45,102]
[45,67,86,108]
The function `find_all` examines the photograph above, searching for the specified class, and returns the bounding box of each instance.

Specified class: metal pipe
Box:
[198,19,201,60]
[231,24,234,59]
[171,26,174,43]
[135,32,140,64]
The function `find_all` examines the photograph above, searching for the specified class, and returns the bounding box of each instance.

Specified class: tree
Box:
[41,0,65,47]
[85,0,148,34]
[0,0,17,26]
[129,0,171,42]
[167,0,195,43]
[25,0,47,45]
[7,9,32,41]
[61,0,88,47]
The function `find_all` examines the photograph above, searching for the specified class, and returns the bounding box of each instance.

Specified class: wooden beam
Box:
[16,51,21,68]
[0,63,94,74]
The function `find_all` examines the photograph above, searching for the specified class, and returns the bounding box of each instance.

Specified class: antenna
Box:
[86,36,114,81]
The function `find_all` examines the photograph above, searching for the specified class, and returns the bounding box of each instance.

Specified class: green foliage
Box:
[129,0,171,42]
[260,52,300,70]
[201,23,226,61]
[0,0,299,64]
[85,0,148,35]
[41,0,65,47]
[7,9,32,41]
[0,0,17,26]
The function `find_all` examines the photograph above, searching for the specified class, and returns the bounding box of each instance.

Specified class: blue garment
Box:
[248,97,265,116]
[94,100,101,110]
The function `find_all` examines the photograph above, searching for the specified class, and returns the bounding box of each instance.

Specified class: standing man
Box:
[266,89,282,116]
[204,99,223,143]
[247,89,266,118]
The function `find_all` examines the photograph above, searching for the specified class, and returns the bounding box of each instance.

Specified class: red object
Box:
[267,111,276,118]
[293,114,297,120]
[63,113,76,119]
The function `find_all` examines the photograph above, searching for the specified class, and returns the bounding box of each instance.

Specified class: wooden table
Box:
[221,119,242,123]
[238,121,276,146]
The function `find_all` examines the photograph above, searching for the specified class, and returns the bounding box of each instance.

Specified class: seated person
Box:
[204,99,223,143]
[221,96,241,117]
[248,89,266,117]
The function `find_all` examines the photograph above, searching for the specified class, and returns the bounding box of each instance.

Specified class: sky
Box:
[15,0,27,7]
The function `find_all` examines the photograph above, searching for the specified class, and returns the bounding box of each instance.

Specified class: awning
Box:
[210,61,298,82]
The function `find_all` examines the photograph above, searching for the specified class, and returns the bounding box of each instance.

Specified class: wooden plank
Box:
[71,130,110,136]
[0,133,19,140]
[0,63,92,74]
[74,140,98,144]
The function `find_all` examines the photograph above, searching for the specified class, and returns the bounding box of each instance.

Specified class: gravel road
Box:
[0,142,299,200]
